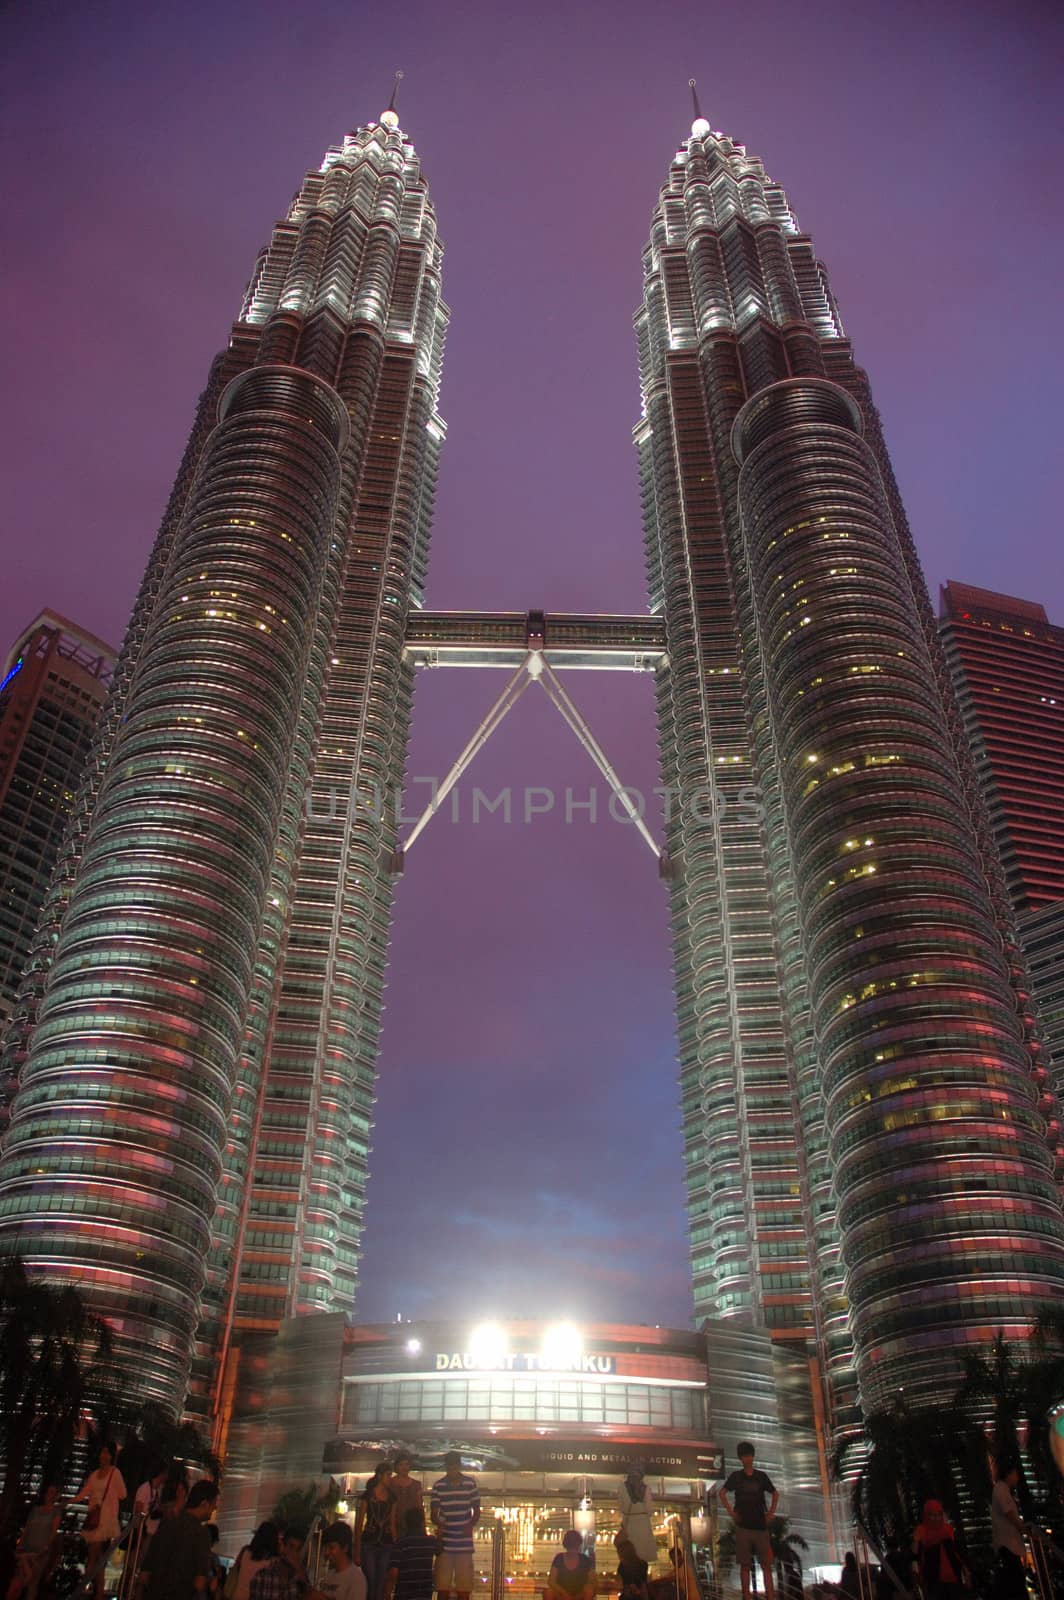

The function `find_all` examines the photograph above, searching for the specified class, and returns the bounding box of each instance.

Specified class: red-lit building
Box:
[939,582,1064,911]
[940,582,1064,1102]
[0,611,114,1035]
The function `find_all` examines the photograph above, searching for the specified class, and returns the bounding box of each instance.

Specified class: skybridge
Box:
[403,608,667,672]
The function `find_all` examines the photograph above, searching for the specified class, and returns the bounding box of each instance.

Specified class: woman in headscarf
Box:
[618,1468,656,1567]
[912,1500,968,1600]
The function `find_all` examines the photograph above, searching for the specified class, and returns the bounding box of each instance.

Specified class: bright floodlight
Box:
[469,1322,509,1364]
[380,109,400,130]
[541,1322,583,1366]
[691,118,711,138]
[405,1337,422,1355]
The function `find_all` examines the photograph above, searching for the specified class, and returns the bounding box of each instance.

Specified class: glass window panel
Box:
[444,1385,467,1418]
[490,1386,513,1420]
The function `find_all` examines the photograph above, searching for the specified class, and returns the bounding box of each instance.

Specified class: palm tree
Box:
[1018,1358,1064,1510]
[1031,1305,1064,1357]
[770,1518,809,1594]
[954,1332,1027,1469]
[1028,1307,1064,1502]
[0,1257,114,1540]
[117,1400,221,1498]
[272,1482,340,1531]
[832,1398,988,1551]
[954,1326,1064,1508]
[715,1516,808,1595]
[965,1317,1064,1510]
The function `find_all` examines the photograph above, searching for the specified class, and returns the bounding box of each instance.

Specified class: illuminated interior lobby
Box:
[220,1315,837,1576]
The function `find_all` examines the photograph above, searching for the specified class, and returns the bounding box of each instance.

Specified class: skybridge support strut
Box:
[393,656,534,869]
[535,659,661,861]
[391,648,674,876]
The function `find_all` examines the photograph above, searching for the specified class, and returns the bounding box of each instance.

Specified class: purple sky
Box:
[2,0,1062,1333]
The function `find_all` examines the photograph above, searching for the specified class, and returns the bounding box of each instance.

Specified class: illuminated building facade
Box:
[636,107,1064,1418]
[219,1317,829,1568]
[2,89,1063,1479]
[939,583,1064,1099]
[0,613,114,1040]
[0,106,447,1419]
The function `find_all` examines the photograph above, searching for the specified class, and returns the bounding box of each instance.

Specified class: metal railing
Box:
[852,1519,913,1600]
[1028,1524,1064,1600]
[114,1514,149,1600]
[852,1514,1064,1600]
[490,1515,506,1600]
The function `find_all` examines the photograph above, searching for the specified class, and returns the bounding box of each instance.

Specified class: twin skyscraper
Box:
[2,98,1062,1451]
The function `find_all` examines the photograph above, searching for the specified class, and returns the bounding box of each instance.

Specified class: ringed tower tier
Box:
[0,102,448,1420]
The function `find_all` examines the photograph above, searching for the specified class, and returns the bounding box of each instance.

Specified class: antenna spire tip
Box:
[381,69,404,129]
[688,76,710,137]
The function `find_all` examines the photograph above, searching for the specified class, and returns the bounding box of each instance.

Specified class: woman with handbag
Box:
[74,1443,127,1600]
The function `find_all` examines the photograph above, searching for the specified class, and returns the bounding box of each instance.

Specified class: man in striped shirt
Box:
[429,1455,480,1600]
[386,1509,438,1600]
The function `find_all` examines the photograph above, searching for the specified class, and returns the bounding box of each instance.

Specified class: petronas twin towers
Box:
[2,97,1063,1446]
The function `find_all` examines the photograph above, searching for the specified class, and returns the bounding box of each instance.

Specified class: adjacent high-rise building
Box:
[0,613,114,1038]
[0,103,448,1422]
[635,102,1064,1420]
[939,583,1064,913]
[939,581,1064,1104]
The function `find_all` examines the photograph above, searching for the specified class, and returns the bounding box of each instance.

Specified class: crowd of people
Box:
[9,1438,1046,1600]
[226,1450,482,1600]
[5,1448,475,1600]
[6,1445,222,1600]
[6,1446,712,1600]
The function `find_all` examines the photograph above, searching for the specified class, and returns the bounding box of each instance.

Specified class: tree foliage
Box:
[832,1399,988,1551]
[0,1257,226,1553]
[716,1516,809,1579]
[955,1332,1028,1467]
[955,1323,1064,1512]
[832,1316,1064,1561]
[271,1481,341,1532]
[117,1401,221,1498]
[0,1257,115,1539]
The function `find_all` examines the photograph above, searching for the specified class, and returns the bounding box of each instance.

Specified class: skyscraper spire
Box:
[688,77,710,138]
[380,68,404,130]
